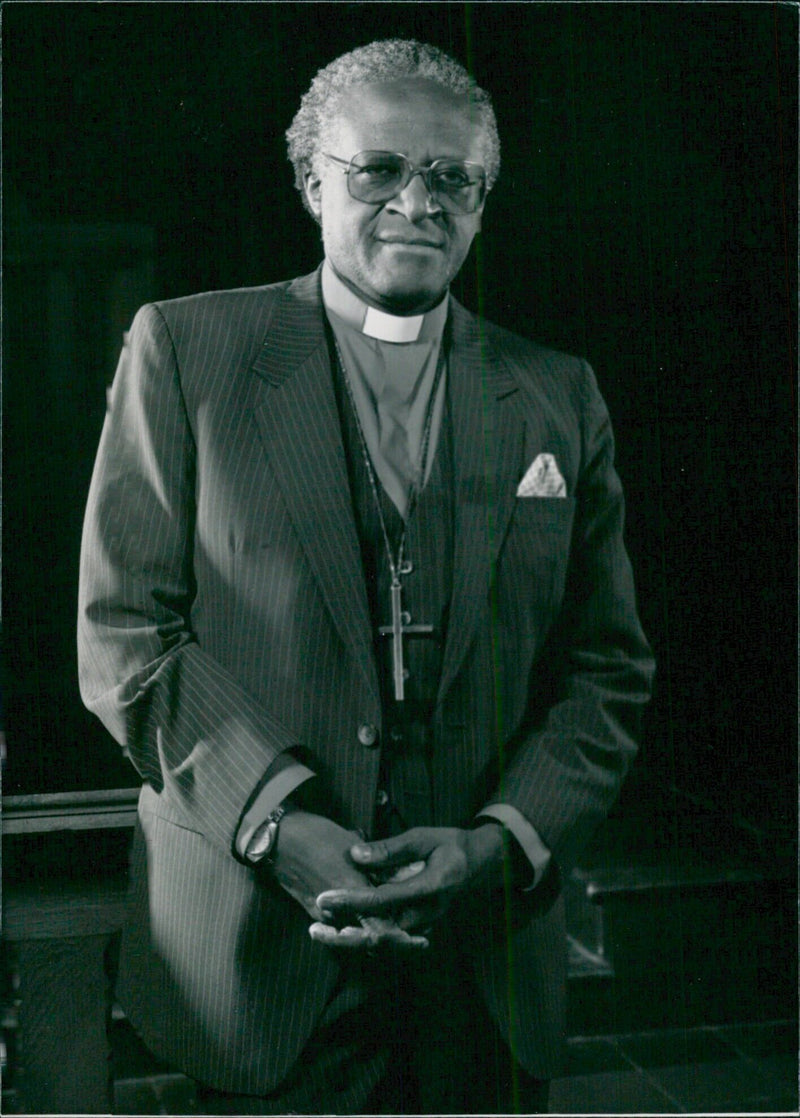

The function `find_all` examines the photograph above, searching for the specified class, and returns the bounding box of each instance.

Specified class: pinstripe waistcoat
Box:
[78,267,654,1093]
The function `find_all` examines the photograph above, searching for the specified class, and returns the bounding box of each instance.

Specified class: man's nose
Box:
[385,172,441,220]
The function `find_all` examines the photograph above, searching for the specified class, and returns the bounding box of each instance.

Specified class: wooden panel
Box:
[4,878,129,941]
[2,788,139,835]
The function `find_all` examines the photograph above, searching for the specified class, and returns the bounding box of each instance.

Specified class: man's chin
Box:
[369,276,448,316]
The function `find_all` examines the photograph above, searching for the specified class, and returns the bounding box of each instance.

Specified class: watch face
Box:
[246,804,287,863]
[247,818,279,863]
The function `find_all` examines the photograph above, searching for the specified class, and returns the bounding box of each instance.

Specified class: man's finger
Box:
[359,914,430,950]
[317,887,386,915]
[308,920,429,951]
[350,829,431,868]
[308,922,370,948]
[317,880,431,915]
[384,860,427,883]
[349,838,397,867]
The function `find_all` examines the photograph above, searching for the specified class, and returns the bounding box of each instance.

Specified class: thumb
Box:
[350,829,429,869]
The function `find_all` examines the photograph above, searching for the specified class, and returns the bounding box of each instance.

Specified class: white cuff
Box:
[476,803,552,890]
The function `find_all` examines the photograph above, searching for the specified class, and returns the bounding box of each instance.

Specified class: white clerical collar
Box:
[321,260,448,343]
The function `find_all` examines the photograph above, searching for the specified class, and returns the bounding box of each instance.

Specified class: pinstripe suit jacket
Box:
[78,268,654,1092]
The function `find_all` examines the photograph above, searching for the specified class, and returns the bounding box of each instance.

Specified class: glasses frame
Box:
[321,150,487,214]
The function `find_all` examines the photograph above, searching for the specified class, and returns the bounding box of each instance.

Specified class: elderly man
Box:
[79,38,654,1115]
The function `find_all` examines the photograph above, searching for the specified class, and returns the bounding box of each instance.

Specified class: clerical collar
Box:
[321,260,448,343]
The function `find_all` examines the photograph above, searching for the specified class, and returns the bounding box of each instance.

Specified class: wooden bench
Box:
[3,790,138,1114]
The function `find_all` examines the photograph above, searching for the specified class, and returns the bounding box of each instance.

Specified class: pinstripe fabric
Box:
[78,268,654,1094]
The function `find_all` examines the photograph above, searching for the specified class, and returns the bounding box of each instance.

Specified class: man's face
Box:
[304,78,488,315]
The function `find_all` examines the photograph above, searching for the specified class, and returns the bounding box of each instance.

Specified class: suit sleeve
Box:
[494,361,655,879]
[77,303,303,855]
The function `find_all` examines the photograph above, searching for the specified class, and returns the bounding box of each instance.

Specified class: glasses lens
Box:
[345,152,487,213]
[347,152,407,202]
[430,161,486,214]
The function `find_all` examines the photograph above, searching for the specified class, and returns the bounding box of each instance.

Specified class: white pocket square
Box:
[516,453,567,498]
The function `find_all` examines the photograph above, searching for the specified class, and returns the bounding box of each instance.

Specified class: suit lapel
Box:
[438,300,524,705]
[250,272,378,698]
[248,276,522,708]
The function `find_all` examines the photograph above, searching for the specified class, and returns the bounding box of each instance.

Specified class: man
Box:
[78,38,654,1114]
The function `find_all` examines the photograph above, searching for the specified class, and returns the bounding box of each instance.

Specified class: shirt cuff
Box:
[475,804,552,891]
[236,762,316,860]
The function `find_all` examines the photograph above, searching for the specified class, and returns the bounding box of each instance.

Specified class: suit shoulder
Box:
[116,278,314,406]
[481,316,586,376]
[474,315,598,413]
[148,278,294,328]
[127,275,318,374]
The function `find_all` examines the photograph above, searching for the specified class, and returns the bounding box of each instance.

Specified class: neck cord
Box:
[333,337,446,584]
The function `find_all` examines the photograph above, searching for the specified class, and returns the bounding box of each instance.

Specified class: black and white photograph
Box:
[2,3,797,1114]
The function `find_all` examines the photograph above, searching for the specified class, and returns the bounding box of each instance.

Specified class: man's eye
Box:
[357,163,399,180]
[434,168,471,189]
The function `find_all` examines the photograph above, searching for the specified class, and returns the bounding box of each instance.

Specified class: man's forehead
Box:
[344,76,470,107]
[322,78,483,152]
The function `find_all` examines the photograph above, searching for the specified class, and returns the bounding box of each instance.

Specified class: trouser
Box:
[192,927,550,1115]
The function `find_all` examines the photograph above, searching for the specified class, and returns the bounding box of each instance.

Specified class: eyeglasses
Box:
[322,150,487,214]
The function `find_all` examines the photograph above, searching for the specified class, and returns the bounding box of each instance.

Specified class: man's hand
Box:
[271,811,429,951]
[316,823,507,937]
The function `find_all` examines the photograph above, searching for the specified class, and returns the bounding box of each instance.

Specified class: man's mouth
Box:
[376,235,444,248]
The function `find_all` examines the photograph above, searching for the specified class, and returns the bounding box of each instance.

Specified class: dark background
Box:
[3,3,796,853]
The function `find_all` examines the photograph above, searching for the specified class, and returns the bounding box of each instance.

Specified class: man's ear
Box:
[303,168,323,221]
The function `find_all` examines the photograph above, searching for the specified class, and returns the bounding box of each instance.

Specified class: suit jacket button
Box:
[358,723,379,747]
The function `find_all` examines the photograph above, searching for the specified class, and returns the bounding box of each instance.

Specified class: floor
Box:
[112,1018,798,1115]
[549,1019,798,1115]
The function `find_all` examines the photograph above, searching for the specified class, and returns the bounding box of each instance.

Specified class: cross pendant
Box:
[378,578,434,701]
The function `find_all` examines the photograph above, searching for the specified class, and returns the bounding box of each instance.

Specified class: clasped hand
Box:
[271,811,505,953]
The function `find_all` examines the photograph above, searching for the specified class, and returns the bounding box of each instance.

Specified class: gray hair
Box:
[286,39,501,214]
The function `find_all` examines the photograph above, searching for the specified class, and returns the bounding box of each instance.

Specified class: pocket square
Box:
[517,453,567,498]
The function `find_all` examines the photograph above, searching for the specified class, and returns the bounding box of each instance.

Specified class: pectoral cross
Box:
[378,577,434,701]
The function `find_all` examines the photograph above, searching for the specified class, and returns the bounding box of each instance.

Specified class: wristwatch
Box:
[245,803,289,865]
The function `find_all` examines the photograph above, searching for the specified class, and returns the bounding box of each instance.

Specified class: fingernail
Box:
[352,844,371,860]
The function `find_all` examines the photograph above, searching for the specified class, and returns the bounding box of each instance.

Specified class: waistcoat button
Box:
[357,723,379,747]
